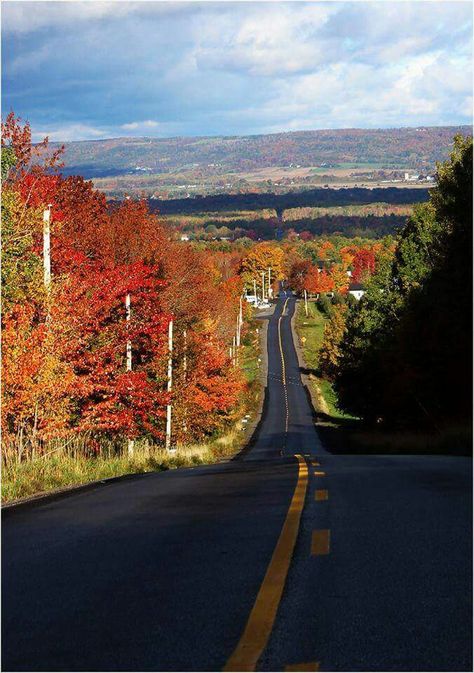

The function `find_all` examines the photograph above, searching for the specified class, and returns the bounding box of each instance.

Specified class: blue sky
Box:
[2,1,472,142]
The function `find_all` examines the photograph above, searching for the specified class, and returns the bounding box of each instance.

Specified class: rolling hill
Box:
[54,126,470,178]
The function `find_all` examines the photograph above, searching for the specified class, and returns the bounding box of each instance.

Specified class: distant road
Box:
[2,295,472,671]
[147,186,429,215]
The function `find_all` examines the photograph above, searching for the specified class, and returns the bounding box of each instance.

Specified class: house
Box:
[180,234,190,242]
[348,282,365,300]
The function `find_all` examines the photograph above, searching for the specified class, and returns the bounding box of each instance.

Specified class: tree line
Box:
[318,135,472,430]
[1,114,249,464]
[149,186,428,216]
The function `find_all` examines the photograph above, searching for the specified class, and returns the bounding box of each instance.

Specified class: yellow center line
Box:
[278,297,290,435]
[314,471,326,476]
[223,454,309,672]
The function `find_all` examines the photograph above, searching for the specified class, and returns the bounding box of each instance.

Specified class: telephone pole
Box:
[165,319,174,452]
[236,295,243,348]
[125,292,134,455]
[304,288,308,317]
[43,205,52,289]
[183,328,188,434]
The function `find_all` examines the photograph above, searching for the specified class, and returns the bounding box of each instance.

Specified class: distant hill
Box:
[54,126,470,178]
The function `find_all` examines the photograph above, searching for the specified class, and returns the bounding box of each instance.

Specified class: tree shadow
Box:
[313,405,472,457]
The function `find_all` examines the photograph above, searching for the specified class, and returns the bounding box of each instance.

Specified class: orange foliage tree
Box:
[2,114,246,458]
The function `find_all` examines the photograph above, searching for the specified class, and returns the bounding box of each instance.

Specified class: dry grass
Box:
[1,427,247,504]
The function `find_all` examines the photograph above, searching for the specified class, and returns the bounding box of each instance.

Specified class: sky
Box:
[2,0,472,142]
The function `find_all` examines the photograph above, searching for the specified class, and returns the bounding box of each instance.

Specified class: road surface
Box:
[2,295,472,671]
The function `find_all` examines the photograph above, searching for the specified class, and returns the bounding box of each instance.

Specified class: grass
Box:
[2,421,250,504]
[1,444,213,503]
[295,299,351,420]
[2,319,264,504]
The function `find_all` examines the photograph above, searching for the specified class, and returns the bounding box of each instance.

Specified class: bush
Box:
[317,293,333,317]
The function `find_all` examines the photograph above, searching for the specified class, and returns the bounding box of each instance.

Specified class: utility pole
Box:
[183,328,187,434]
[236,296,243,348]
[165,319,174,451]
[43,205,52,289]
[183,329,187,378]
[304,288,308,317]
[125,292,134,455]
[253,279,258,307]
[261,271,265,302]
[268,267,271,299]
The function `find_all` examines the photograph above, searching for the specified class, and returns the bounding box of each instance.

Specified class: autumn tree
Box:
[352,248,377,283]
[319,305,347,382]
[288,258,312,293]
[240,243,285,294]
[304,267,334,295]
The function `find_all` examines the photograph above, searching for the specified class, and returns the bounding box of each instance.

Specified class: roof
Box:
[349,282,365,291]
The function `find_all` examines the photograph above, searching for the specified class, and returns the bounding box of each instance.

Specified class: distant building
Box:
[348,282,365,300]
[180,234,190,242]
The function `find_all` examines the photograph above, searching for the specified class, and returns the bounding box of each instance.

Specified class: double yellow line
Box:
[224,298,307,672]
[278,298,290,435]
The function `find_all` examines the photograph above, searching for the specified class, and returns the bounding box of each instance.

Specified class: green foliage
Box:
[1,146,16,180]
[334,135,472,431]
[1,190,43,311]
[392,203,439,293]
[317,294,333,317]
[319,305,347,381]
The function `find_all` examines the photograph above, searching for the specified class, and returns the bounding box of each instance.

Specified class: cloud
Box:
[2,1,472,140]
[120,120,161,131]
[31,123,108,142]
[2,1,195,34]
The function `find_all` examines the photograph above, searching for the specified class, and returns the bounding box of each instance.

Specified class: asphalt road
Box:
[2,294,472,671]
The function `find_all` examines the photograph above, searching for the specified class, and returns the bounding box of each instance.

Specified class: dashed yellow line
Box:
[311,530,330,556]
[314,471,326,477]
[223,455,309,672]
[278,298,290,435]
[285,662,320,671]
[315,489,328,501]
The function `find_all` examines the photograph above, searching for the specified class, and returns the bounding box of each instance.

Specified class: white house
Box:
[348,282,365,300]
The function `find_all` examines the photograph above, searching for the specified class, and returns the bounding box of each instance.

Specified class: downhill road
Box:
[2,294,472,672]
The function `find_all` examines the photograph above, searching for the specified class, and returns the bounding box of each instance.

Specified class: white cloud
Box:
[120,120,161,130]
[2,1,194,34]
[32,123,108,142]
[194,3,339,77]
